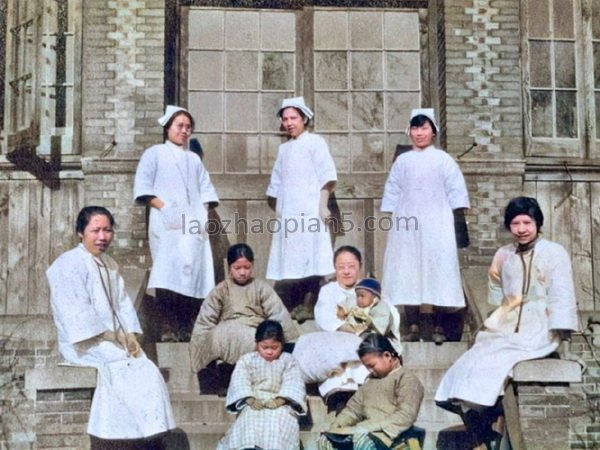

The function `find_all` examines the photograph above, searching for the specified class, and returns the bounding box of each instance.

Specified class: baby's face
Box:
[356,289,376,308]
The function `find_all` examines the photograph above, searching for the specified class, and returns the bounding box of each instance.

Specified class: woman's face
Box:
[334,251,362,289]
[257,338,283,362]
[360,351,397,378]
[280,107,306,138]
[229,257,254,285]
[409,121,435,149]
[509,214,538,244]
[78,214,114,257]
[167,113,193,146]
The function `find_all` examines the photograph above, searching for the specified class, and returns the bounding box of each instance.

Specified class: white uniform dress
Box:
[134,141,219,298]
[293,282,370,397]
[435,238,578,407]
[381,146,470,307]
[46,244,175,439]
[266,131,337,280]
[217,351,307,450]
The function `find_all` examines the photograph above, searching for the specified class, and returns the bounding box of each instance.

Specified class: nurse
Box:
[266,96,337,318]
[381,108,470,344]
[134,105,219,341]
[46,206,175,447]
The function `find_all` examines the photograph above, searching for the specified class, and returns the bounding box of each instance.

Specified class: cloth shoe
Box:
[403,324,420,342]
[433,326,446,345]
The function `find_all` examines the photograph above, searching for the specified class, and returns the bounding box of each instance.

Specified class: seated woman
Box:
[435,197,578,450]
[293,246,401,402]
[46,206,175,448]
[189,243,299,387]
[318,333,424,450]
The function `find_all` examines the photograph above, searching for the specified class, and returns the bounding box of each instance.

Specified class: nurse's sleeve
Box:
[133,147,158,201]
[266,149,283,198]
[196,160,219,205]
[312,135,337,188]
[381,162,401,213]
[444,157,470,210]
[47,259,108,345]
[545,245,578,331]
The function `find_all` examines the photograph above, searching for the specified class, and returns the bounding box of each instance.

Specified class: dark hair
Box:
[227,243,255,266]
[279,106,310,126]
[76,206,115,234]
[334,245,362,266]
[255,320,285,343]
[409,114,437,135]
[164,110,195,132]
[357,333,399,359]
[503,197,544,230]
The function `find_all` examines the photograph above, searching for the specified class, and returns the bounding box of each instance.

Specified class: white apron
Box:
[266,132,336,280]
[47,245,176,439]
[134,142,219,298]
[435,239,579,407]
[381,146,470,307]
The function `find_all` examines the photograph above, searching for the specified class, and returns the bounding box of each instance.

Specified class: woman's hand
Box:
[264,397,287,409]
[126,333,142,358]
[246,397,264,410]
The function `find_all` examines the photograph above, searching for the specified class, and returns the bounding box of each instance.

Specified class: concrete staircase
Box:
[156,340,468,450]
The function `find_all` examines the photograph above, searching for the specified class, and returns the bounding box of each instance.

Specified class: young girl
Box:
[318,334,424,450]
[381,108,470,344]
[266,96,337,317]
[190,244,299,377]
[217,320,307,450]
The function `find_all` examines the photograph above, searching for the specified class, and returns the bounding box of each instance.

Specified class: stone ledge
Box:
[512,359,582,383]
[25,365,97,400]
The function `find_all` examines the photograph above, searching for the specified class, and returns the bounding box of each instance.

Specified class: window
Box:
[522,0,600,159]
[3,0,80,158]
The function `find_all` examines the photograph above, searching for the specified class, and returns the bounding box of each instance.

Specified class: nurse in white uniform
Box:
[134,105,219,341]
[266,97,337,318]
[381,108,470,344]
[46,206,175,448]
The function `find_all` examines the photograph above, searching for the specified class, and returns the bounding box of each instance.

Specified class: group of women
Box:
[44,97,579,450]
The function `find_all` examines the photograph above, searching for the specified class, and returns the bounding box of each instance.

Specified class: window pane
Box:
[556,90,577,138]
[530,41,551,87]
[593,0,600,39]
[528,0,550,37]
[594,42,600,88]
[531,90,553,137]
[554,0,574,38]
[555,42,576,88]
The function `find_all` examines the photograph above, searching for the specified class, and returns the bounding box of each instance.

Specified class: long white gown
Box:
[46,244,175,439]
[134,141,219,298]
[435,238,579,407]
[381,146,470,307]
[266,131,337,280]
[293,282,370,397]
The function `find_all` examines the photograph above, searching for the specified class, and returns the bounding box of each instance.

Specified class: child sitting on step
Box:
[318,333,424,450]
[217,320,307,450]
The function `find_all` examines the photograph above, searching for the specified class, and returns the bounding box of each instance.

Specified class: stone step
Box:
[177,423,321,450]
[402,341,468,367]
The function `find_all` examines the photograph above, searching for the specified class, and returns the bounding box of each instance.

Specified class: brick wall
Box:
[34,389,92,450]
[81,0,166,264]
[0,318,58,450]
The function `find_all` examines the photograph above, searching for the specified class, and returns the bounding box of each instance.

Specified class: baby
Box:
[336,278,393,337]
